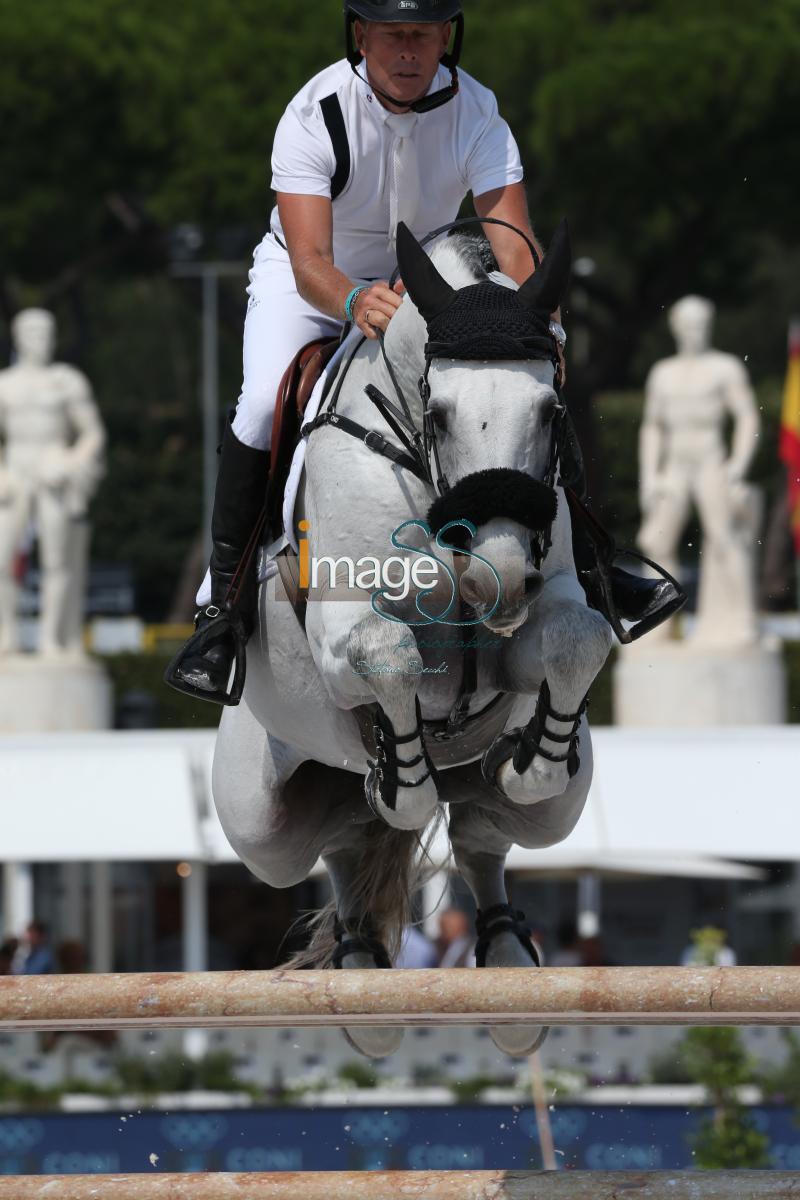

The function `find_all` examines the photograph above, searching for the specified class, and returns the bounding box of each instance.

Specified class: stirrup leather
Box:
[365,696,438,814]
[474,903,541,969]
[163,603,248,707]
[481,678,588,790]
[332,916,392,969]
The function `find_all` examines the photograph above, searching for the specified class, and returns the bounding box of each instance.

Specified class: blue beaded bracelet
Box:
[344,285,368,323]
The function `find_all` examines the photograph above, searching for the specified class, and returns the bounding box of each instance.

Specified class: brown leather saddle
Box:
[266,336,340,539]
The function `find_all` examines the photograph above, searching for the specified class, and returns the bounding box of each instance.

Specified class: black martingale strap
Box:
[474,903,540,969]
[320,93,350,202]
[513,678,588,779]
[332,916,392,969]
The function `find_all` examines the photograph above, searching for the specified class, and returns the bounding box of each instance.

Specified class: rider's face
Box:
[355,20,451,110]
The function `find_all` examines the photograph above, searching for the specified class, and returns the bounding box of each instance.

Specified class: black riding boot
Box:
[164,419,270,705]
[565,487,684,643]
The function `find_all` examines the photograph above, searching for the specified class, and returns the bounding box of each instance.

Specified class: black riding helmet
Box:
[344,0,464,114]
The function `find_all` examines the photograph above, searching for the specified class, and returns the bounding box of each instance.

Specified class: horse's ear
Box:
[517,219,572,314]
[396,222,456,323]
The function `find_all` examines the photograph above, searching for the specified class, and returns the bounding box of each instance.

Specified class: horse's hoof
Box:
[341,1026,404,1060]
[498,756,569,804]
[475,906,549,1059]
[489,1024,549,1058]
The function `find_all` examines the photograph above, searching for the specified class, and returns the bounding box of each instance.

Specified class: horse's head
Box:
[396,221,571,635]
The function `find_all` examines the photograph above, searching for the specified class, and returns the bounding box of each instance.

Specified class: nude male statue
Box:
[0,309,106,656]
[638,295,761,645]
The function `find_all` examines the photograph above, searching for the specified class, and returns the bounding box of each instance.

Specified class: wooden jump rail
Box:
[1,1171,800,1198]
[4,969,799,1195]
[1,966,800,1031]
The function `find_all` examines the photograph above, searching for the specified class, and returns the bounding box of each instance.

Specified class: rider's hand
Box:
[353,282,403,341]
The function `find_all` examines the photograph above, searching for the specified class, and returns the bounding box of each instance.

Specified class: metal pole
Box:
[90,862,113,973]
[181,860,209,1060]
[577,871,601,938]
[528,1050,557,1170]
[201,267,219,562]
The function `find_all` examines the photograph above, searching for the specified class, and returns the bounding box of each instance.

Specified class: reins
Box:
[300,218,565,738]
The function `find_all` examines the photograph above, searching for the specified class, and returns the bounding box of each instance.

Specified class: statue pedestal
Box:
[0,653,113,732]
[613,637,786,727]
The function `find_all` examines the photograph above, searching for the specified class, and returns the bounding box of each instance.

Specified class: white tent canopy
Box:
[1,731,205,862]
[0,726,796,869]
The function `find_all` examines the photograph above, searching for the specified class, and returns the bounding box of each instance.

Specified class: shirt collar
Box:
[354,60,447,124]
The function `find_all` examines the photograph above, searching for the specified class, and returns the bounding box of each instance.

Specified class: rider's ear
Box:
[396,222,456,323]
[517,218,571,315]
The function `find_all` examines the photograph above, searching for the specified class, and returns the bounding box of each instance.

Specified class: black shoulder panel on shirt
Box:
[320,92,351,202]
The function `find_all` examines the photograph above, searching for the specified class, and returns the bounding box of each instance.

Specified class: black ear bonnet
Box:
[425,282,556,363]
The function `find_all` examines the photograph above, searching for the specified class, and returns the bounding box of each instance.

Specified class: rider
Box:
[168,0,679,703]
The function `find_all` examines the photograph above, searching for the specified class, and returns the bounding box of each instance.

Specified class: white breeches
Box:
[232,234,343,452]
[196,236,344,606]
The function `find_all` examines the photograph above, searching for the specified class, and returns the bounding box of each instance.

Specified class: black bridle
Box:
[303,216,565,569]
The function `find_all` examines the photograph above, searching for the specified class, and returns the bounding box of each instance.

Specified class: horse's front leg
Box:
[486,571,613,804]
[346,608,439,831]
[307,595,439,832]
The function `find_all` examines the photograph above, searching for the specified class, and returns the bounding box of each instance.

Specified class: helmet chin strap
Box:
[349,60,460,114]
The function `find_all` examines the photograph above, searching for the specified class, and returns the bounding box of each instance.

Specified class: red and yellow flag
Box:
[780,320,800,554]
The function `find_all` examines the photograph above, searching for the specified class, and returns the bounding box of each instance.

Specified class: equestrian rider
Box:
[168,0,679,702]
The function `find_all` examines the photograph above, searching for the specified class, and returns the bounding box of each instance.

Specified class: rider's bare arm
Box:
[474,184,565,380]
[474,183,544,288]
[722,357,759,482]
[277,193,402,341]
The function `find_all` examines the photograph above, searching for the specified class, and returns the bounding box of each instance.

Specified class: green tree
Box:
[679,927,771,1169]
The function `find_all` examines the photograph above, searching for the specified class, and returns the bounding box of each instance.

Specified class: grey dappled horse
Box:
[212,224,613,1058]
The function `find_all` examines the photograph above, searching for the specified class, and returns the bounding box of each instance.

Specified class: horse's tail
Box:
[285,810,446,969]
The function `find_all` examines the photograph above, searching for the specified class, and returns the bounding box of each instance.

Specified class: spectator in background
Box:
[395,924,438,968]
[680,924,737,967]
[437,907,475,968]
[14,921,55,975]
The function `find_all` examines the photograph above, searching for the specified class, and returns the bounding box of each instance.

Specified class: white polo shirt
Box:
[269,59,523,281]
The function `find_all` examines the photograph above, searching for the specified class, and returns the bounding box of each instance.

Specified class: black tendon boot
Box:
[164,419,270,705]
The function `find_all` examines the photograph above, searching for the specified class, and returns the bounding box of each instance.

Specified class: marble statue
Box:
[637,295,761,645]
[0,309,106,656]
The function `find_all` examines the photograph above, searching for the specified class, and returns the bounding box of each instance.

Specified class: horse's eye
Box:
[432,407,447,433]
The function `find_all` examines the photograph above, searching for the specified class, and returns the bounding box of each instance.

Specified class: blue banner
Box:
[0,1104,798,1175]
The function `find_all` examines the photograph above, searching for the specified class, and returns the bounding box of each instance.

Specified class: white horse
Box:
[212,222,613,1059]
